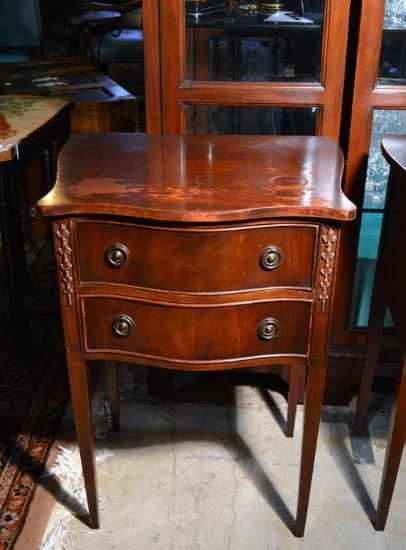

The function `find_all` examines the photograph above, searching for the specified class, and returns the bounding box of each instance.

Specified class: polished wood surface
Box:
[355,135,406,530]
[38,133,355,536]
[73,220,318,291]
[38,133,354,220]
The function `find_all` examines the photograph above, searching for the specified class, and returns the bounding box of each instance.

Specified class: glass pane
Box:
[350,109,405,328]
[379,0,406,84]
[363,110,406,209]
[349,212,383,327]
[349,212,394,327]
[185,1,325,83]
[185,105,318,134]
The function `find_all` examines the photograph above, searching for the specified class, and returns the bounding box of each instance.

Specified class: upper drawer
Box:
[73,220,318,293]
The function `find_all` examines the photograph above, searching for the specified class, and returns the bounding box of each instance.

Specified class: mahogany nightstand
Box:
[37,133,356,536]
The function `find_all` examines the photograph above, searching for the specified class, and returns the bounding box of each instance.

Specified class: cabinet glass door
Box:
[185,1,325,84]
[349,0,406,328]
[183,0,325,134]
[154,0,350,136]
[185,104,319,134]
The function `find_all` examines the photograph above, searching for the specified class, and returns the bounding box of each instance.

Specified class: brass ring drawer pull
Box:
[112,314,135,338]
[106,243,130,267]
[257,318,281,341]
[259,246,283,271]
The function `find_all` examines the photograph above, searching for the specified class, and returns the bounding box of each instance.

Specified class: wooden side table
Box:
[0,60,138,238]
[0,59,139,134]
[354,134,406,530]
[0,95,73,351]
[37,133,356,536]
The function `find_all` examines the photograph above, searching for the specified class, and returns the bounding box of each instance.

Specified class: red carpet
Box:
[0,238,69,548]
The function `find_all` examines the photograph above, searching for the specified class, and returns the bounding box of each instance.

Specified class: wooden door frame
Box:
[331,0,406,347]
[143,0,163,133]
[149,0,351,139]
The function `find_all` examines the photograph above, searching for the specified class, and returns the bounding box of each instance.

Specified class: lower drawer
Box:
[81,296,312,363]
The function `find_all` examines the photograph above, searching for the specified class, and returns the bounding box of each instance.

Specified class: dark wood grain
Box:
[38,133,355,221]
[39,133,355,536]
[73,220,318,291]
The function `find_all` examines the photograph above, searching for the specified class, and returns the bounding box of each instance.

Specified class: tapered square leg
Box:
[375,354,406,531]
[286,364,305,438]
[354,266,387,435]
[67,355,99,528]
[295,363,326,537]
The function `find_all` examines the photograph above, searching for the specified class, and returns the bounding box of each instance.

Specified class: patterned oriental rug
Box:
[0,236,69,548]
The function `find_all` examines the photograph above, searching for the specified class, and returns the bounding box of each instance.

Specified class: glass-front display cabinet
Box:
[183,0,325,134]
[349,9,406,325]
[141,0,406,400]
[144,0,351,138]
[334,0,406,356]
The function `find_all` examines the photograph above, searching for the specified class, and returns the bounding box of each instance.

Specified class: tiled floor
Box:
[37,366,406,549]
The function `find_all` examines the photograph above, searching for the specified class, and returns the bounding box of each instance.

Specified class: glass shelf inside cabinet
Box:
[185,0,325,83]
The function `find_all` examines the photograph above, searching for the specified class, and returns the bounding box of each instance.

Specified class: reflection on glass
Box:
[363,110,406,209]
[350,109,405,328]
[185,105,318,134]
[379,0,406,84]
[349,212,384,327]
[384,0,406,28]
[185,0,325,83]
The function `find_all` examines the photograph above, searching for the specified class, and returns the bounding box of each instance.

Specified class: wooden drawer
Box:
[74,220,318,293]
[80,296,312,361]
